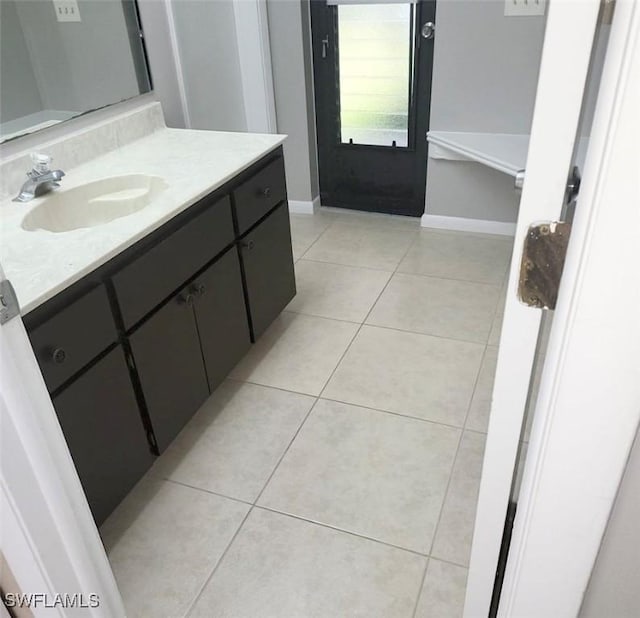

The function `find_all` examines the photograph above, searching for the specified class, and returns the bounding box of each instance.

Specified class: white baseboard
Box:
[421,213,516,236]
[288,197,320,215]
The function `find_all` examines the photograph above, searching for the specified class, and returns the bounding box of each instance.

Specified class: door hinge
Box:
[518,221,571,310]
[0,279,20,324]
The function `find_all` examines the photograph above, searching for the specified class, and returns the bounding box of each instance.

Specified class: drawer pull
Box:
[260,187,271,198]
[52,348,67,364]
[190,284,206,297]
[178,293,195,307]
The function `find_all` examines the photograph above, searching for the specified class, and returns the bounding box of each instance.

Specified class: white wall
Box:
[0,0,43,123]
[267,0,319,203]
[170,0,247,132]
[425,0,546,223]
[579,422,640,617]
[13,0,141,114]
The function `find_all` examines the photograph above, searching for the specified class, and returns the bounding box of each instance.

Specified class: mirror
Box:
[0,0,151,143]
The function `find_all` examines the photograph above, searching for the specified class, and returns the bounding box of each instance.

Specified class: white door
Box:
[464,1,602,615]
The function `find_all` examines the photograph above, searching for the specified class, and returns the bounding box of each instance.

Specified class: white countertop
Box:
[0,127,286,314]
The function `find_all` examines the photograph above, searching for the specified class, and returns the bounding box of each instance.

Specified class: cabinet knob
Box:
[178,293,195,306]
[52,347,66,364]
[190,283,206,297]
[240,239,255,251]
[260,187,271,198]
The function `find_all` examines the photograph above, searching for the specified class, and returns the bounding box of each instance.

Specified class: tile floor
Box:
[102,208,513,618]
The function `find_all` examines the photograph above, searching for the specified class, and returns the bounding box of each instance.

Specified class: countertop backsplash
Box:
[0,101,165,201]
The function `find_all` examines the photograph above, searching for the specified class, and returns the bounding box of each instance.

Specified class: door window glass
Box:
[338,3,412,147]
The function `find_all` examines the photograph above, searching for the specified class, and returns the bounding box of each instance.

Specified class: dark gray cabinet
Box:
[193,248,251,392]
[129,286,210,453]
[240,202,296,339]
[25,147,295,524]
[53,346,154,526]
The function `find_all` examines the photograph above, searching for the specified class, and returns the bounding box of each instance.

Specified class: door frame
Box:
[466,0,640,615]
[497,1,640,614]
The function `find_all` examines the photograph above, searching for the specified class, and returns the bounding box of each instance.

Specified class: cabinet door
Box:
[239,201,296,340]
[192,248,251,392]
[129,289,209,452]
[53,346,154,526]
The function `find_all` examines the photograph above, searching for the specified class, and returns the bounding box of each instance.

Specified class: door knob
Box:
[52,347,67,364]
[421,21,435,40]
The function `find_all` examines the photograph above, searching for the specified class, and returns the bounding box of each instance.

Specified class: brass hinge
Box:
[518,221,571,310]
[0,279,20,324]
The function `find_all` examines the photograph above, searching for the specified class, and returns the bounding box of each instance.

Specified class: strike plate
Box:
[518,221,571,310]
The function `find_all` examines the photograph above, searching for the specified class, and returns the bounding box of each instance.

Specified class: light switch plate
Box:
[53,0,81,23]
[504,0,546,17]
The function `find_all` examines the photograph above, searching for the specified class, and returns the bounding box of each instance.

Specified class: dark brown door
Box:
[239,202,296,340]
[53,346,154,525]
[192,248,251,392]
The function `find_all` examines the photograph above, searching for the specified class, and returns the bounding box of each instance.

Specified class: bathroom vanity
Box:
[1,120,295,525]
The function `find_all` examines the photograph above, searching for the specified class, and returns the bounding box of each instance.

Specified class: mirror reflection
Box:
[0,0,151,142]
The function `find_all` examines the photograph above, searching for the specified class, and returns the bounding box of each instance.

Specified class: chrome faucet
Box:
[14,153,65,202]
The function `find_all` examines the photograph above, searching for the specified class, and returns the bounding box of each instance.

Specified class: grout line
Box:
[252,397,321,505]
[254,505,430,559]
[296,256,398,274]
[163,478,253,507]
[183,504,255,618]
[425,337,489,562]
[411,558,430,618]
[316,231,419,400]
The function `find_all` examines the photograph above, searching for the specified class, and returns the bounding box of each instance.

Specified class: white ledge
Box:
[427,131,589,182]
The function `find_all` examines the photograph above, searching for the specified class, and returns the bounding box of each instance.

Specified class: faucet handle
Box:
[30,153,52,173]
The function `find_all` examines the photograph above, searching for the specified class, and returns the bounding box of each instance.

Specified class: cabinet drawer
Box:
[240,201,296,340]
[113,195,234,329]
[233,156,287,235]
[29,284,117,393]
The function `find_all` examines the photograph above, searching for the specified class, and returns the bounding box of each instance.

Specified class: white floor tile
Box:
[152,382,315,502]
[323,325,484,427]
[229,312,359,396]
[399,230,512,284]
[259,399,460,553]
[414,559,468,618]
[466,346,499,433]
[431,431,486,566]
[367,273,500,343]
[289,212,334,260]
[287,259,391,323]
[101,479,249,618]
[188,508,426,618]
[303,222,417,271]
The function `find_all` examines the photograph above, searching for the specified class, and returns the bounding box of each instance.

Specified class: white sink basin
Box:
[21,174,168,233]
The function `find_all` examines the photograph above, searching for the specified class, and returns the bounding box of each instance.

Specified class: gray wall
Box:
[171,0,246,132]
[425,0,546,223]
[267,0,319,203]
[137,0,187,128]
[579,422,640,617]
[0,0,43,123]
[13,0,141,113]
